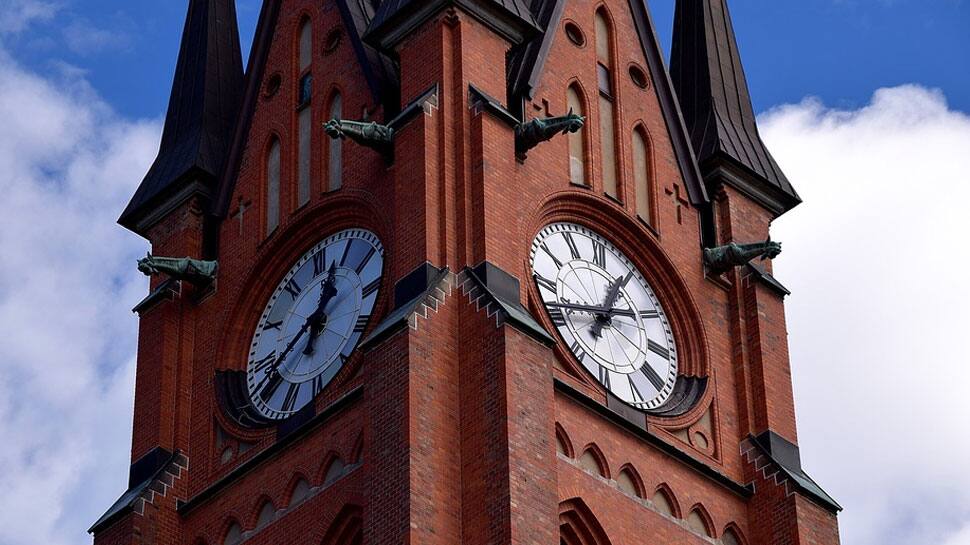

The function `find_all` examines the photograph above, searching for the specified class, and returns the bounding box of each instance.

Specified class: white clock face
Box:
[246,229,384,420]
[531,223,678,410]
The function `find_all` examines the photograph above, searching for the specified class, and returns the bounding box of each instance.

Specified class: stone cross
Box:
[232,197,252,236]
[665,184,690,225]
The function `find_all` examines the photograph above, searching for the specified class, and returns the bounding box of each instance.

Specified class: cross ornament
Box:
[231,197,253,236]
[665,184,690,225]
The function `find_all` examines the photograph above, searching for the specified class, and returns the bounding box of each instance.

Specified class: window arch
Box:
[616,465,644,498]
[255,499,276,529]
[322,505,363,545]
[265,137,281,235]
[560,498,612,545]
[223,521,243,545]
[594,7,620,199]
[327,91,343,191]
[566,84,590,186]
[288,476,312,507]
[296,17,313,207]
[687,504,716,538]
[323,455,346,485]
[722,526,747,545]
[651,484,682,519]
[555,423,575,458]
[632,126,654,224]
[578,444,609,478]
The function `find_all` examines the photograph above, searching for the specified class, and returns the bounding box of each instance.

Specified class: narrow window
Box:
[633,127,654,224]
[595,10,619,199]
[266,138,281,235]
[328,92,343,191]
[223,523,242,545]
[297,19,313,207]
[566,85,589,186]
[256,501,276,528]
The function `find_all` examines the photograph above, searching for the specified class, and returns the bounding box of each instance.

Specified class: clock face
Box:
[530,223,678,410]
[246,229,384,420]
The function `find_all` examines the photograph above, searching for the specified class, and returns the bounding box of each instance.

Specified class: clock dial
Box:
[531,223,677,410]
[246,229,383,420]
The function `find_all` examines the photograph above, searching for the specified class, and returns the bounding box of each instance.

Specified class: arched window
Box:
[687,506,715,537]
[223,522,243,545]
[322,505,363,545]
[652,485,680,518]
[256,500,276,528]
[566,85,589,186]
[289,477,312,506]
[616,467,643,498]
[296,18,313,207]
[722,527,744,545]
[266,137,281,235]
[328,92,343,191]
[324,456,346,485]
[633,127,654,224]
[560,498,613,545]
[595,9,619,199]
[578,445,608,478]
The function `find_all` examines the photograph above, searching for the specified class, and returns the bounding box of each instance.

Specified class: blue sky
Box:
[0,2,969,545]
[4,1,968,119]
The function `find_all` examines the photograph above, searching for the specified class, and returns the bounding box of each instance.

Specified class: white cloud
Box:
[62,17,131,56]
[0,43,157,544]
[763,85,970,545]
[0,0,59,35]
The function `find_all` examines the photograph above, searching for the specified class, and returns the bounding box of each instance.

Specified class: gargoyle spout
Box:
[138,254,219,287]
[323,119,394,157]
[703,240,782,274]
[515,110,586,158]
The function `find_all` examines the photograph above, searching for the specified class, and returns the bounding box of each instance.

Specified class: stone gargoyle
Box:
[138,254,219,287]
[515,109,586,158]
[323,119,394,157]
[703,239,782,274]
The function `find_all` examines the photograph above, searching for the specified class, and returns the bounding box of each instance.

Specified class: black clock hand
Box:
[546,301,636,318]
[303,262,339,355]
[591,272,633,338]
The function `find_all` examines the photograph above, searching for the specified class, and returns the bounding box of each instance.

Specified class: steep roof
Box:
[670,0,799,213]
[120,0,244,233]
[365,0,540,50]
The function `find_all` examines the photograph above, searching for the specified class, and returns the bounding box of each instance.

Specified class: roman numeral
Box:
[563,232,581,260]
[252,351,278,373]
[640,365,666,392]
[283,279,302,300]
[339,240,354,267]
[355,247,376,275]
[362,278,380,298]
[281,383,301,412]
[312,374,325,395]
[312,250,327,276]
[648,339,670,360]
[639,310,659,320]
[535,274,557,294]
[570,341,586,362]
[593,241,607,268]
[629,378,645,403]
[598,366,611,389]
[258,371,284,402]
[548,307,567,327]
[354,315,370,333]
[540,243,564,269]
[263,320,283,331]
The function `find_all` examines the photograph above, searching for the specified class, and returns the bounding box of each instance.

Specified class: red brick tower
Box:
[92,0,841,544]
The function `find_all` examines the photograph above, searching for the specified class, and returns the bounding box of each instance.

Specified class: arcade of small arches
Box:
[556,423,747,545]
[200,454,358,545]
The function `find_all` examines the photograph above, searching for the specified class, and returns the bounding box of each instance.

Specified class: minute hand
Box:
[547,301,636,318]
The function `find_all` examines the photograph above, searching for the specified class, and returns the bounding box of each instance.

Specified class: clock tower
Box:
[92,0,842,544]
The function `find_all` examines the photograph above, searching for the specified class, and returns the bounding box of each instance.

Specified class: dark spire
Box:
[120,0,244,234]
[365,0,540,51]
[671,0,800,215]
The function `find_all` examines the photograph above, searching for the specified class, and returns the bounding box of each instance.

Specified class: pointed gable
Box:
[671,0,800,214]
[120,0,244,233]
[366,0,540,50]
